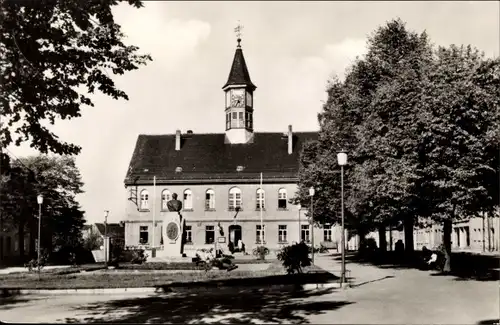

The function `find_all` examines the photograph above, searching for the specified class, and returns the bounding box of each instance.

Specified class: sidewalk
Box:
[0,265,70,275]
[314,252,396,287]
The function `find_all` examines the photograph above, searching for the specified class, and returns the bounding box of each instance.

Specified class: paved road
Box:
[1,256,498,324]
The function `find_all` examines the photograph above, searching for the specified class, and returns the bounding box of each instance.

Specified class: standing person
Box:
[237,239,243,252]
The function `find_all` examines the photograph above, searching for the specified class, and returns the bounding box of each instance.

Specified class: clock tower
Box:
[223,29,256,145]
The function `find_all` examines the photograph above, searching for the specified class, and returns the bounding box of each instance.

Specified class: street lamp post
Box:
[104,210,109,267]
[337,150,347,287]
[37,194,43,276]
[297,203,301,243]
[309,187,315,264]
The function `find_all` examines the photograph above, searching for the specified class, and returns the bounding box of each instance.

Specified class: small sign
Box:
[218,237,226,243]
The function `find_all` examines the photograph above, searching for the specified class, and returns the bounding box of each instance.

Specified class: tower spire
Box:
[224,22,256,144]
[234,21,243,48]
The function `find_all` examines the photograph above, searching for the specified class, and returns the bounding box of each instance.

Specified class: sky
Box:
[7,1,499,224]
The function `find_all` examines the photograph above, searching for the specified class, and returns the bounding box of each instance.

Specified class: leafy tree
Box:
[295,19,498,267]
[351,19,434,252]
[0,154,86,262]
[294,19,433,251]
[83,229,103,251]
[0,0,152,156]
[418,46,499,272]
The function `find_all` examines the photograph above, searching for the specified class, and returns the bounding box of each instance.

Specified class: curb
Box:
[2,287,159,296]
[1,282,343,297]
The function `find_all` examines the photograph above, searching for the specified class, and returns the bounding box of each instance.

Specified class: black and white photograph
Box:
[0,0,499,324]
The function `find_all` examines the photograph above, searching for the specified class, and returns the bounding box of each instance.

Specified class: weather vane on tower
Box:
[234,20,244,47]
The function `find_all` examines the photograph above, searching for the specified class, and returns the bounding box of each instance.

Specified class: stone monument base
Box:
[157,212,184,257]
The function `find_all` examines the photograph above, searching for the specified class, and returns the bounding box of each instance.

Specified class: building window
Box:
[246,112,253,129]
[278,225,287,243]
[256,188,265,210]
[183,189,193,210]
[161,189,171,211]
[301,225,310,243]
[324,225,332,242]
[226,112,231,129]
[205,225,215,244]
[238,112,244,127]
[228,187,242,211]
[140,190,149,210]
[185,225,192,243]
[139,226,149,244]
[231,112,238,128]
[278,188,287,209]
[256,225,266,243]
[205,189,215,210]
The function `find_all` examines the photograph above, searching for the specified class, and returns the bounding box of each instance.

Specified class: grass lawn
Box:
[0,261,334,290]
[6,263,108,276]
[119,258,271,271]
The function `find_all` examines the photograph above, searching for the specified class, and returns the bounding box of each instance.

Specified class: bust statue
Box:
[167,193,183,212]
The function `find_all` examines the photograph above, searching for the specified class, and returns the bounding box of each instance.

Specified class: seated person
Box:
[427,251,438,267]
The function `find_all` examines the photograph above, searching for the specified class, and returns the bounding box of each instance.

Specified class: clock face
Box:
[231,89,245,108]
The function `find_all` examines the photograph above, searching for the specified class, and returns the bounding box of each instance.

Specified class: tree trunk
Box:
[378,224,387,252]
[356,226,368,252]
[404,215,414,254]
[0,211,4,265]
[389,223,393,251]
[442,219,452,273]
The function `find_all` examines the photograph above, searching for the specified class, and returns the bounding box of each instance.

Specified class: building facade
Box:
[364,213,500,253]
[0,227,31,266]
[123,37,345,254]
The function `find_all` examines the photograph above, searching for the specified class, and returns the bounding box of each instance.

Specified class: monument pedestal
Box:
[157,212,184,257]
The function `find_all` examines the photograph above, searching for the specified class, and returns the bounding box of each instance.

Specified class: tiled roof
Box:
[222,46,256,90]
[94,223,125,237]
[124,132,318,185]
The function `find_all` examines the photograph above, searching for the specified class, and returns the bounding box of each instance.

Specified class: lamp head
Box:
[297,203,301,210]
[337,150,347,166]
[104,210,109,218]
[309,187,315,197]
[37,195,43,204]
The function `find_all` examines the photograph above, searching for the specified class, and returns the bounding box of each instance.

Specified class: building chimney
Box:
[288,125,293,155]
[175,130,181,151]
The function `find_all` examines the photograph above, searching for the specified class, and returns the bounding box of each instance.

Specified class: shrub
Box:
[277,242,311,274]
[130,249,148,264]
[83,231,102,251]
[252,246,270,260]
[109,238,125,266]
[24,253,49,272]
[308,245,328,254]
[359,237,378,256]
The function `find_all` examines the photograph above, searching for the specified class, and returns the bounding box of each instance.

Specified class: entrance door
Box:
[229,225,242,247]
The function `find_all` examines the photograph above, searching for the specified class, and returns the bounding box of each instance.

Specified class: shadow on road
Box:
[0,296,41,311]
[156,270,339,293]
[476,319,500,325]
[349,275,395,288]
[62,285,352,324]
[333,251,499,282]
